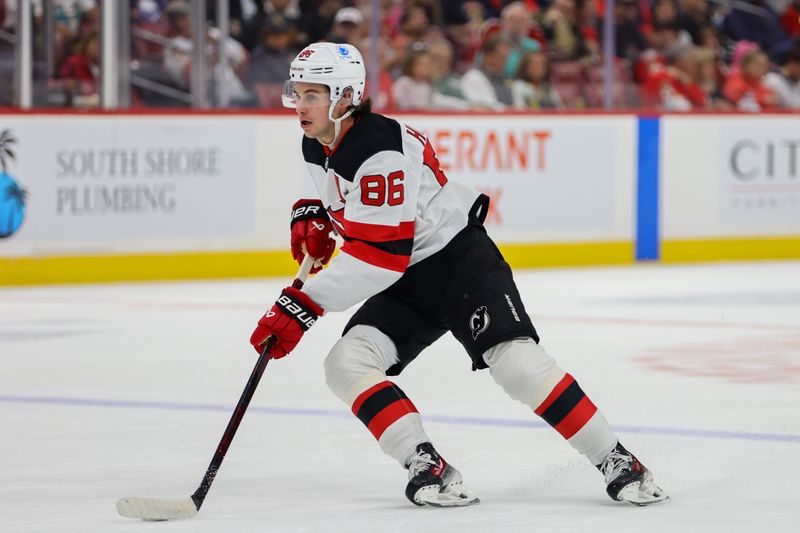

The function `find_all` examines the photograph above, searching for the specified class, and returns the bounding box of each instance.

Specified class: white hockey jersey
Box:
[300,113,482,312]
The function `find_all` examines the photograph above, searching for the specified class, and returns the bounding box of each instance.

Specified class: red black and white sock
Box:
[484,338,617,465]
[533,371,617,465]
[351,380,429,465]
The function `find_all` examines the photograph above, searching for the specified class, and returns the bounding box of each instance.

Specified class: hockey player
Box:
[250,42,668,508]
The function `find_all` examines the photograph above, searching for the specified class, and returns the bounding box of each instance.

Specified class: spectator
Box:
[442,3,481,74]
[163,0,252,105]
[392,46,472,110]
[633,20,681,83]
[298,0,345,45]
[327,6,365,45]
[781,1,800,38]
[245,0,305,49]
[676,0,710,45]
[697,24,728,93]
[357,36,395,110]
[764,45,800,108]
[511,49,564,109]
[54,0,97,35]
[614,0,648,62]
[460,34,513,109]
[538,0,594,62]
[498,2,543,78]
[428,38,467,101]
[58,30,99,106]
[131,0,167,24]
[245,14,297,87]
[722,49,778,110]
[692,46,731,109]
[395,3,445,50]
[721,0,790,57]
[643,42,708,110]
[651,0,679,27]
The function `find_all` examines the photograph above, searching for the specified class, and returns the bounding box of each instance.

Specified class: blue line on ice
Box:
[2,394,798,444]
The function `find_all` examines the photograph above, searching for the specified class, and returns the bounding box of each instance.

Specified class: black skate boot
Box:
[404,443,479,507]
[597,442,669,506]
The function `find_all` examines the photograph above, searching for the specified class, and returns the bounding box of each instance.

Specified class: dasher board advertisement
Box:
[391,115,637,243]
[662,116,800,239]
[0,116,257,256]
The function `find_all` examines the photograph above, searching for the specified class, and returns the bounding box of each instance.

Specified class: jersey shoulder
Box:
[302,135,326,168]
[331,113,404,183]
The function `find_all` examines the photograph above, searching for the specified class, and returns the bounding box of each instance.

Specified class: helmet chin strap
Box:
[322,99,354,149]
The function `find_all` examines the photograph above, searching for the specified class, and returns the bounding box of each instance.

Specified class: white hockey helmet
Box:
[282,43,366,108]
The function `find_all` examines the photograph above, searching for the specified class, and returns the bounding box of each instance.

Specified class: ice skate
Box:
[405,443,479,507]
[597,442,669,506]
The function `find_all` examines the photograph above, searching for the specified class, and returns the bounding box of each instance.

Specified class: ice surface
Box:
[2,261,799,532]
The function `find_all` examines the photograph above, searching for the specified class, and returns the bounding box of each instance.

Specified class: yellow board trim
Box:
[0,241,634,286]
[0,250,296,286]
[662,236,800,262]
[499,241,634,269]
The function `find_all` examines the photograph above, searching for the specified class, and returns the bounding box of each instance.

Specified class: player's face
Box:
[293,82,335,142]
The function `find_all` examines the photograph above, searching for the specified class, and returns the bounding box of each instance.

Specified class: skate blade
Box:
[617,481,670,507]
[416,484,480,508]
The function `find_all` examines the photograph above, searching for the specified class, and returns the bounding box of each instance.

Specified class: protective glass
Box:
[281,80,332,109]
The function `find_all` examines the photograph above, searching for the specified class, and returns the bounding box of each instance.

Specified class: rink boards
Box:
[0,112,798,285]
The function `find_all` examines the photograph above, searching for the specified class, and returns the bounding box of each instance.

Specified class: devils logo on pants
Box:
[469,306,490,340]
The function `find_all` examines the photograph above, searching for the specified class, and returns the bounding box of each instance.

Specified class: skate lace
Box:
[601,450,633,484]
[408,452,437,477]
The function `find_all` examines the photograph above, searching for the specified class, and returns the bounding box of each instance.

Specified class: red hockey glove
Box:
[249,287,324,358]
[290,199,335,274]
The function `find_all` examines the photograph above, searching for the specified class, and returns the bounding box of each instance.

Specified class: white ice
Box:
[2,261,799,532]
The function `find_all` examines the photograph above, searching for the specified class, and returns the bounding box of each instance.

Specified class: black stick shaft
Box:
[189,259,313,511]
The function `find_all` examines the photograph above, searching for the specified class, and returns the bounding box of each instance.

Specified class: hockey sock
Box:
[351,380,430,466]
[532,369,617,465]
[484,339,616,465]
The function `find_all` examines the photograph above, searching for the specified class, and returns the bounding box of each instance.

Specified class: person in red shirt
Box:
[722,49,778,110]
[58,30,99,101]
[780,1,800,38]
[643,42,707,109]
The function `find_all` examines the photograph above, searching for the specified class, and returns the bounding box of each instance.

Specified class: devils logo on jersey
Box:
[469,306,490,340]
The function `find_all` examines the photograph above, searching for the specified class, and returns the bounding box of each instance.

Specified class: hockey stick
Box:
[116,254,316,521]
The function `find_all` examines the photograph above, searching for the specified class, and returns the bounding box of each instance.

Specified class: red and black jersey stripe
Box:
[351,381,419,440]
[333,217,415,272]
[534,374,598,440]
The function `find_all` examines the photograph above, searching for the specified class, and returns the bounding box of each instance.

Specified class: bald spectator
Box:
[499,2,542,78]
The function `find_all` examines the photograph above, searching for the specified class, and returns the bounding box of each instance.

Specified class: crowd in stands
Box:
[1,0,800,111]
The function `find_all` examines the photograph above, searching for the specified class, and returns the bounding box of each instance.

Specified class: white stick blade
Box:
[116,496,198,521]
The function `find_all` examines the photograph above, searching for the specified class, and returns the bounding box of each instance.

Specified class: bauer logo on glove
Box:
[250,287,324,358]
[290,199,336,274]
[275,293,317,330]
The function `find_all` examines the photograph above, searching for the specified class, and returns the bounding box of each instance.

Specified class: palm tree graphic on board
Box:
[0,129,27,238]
